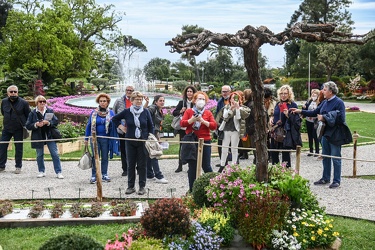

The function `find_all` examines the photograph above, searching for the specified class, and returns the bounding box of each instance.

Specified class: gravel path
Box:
[1,143,374,221]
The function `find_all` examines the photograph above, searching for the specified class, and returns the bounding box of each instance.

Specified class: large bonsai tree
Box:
[166,23,373,182]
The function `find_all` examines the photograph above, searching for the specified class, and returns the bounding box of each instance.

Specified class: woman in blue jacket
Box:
[85,93,119,184]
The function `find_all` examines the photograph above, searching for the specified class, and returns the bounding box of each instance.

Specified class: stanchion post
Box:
[295,145,301,174]
[92,132,102,201]
[352,131,359,177]
[196,138,204,178]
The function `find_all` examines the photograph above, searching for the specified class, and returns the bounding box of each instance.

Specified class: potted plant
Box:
[0,200,13,217]
[50,202,65,218]
[28,201,45,219]
[111,201,137,217]
[69,202,81,218]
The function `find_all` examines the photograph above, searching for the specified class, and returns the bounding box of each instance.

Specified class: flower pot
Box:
[44,140,82,154]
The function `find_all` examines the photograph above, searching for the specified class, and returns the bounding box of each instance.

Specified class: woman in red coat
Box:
[180,91,217,192]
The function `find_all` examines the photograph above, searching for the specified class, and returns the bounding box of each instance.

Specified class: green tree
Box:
[143,57,171,81]
[285,0,355,80]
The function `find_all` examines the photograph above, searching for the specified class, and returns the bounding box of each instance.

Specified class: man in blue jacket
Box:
[291,81,346,189]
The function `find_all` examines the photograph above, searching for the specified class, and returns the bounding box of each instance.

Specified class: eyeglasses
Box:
[38,100,46,103]
[280,92,289,96]
[126,89,134,92]
[221,90,229,93]
[9,90,18,93]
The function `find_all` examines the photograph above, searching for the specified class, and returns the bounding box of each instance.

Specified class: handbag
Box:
[10,103,29,139]
[77,145,92,170]
[314,120,326,140]
[145,133,163,159]
[22,127,30,139]
[272,126,286,143]
[50,127,62,139]
[271,109,285,143]
[171,115,182,130]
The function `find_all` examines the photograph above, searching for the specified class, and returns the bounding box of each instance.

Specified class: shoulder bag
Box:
[10,103,29,139]
[50,127,62,139]
[77,144,92,170]
[271,108,285,143]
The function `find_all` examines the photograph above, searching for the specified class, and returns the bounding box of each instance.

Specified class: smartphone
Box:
[194,113,199,117]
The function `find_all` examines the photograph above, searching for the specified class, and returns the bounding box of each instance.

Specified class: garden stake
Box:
[167,188,176,198]
[75,188,84,201]
[44,187,54,203]
[31,189,36,200]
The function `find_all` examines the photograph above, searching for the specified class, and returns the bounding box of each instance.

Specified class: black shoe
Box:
[125,188,136,194]
[239,154,248,160]
[0,168,5,172]
[329,182,340,189]
[138,187,146,195]
[314,179,329,185]
[175,166,183,173]
[218,166,225,173]
[215,163,221,168]
[307,153,313,157]
[122,171,127,176]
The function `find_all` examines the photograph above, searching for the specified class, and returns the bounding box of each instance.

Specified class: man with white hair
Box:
[0,85,30,174]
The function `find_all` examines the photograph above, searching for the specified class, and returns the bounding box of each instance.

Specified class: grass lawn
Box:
[0,216,374,249]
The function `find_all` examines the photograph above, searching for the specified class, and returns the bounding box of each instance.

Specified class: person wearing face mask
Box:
[0,85,30,174]
[180,91,217,193]
[85,93,119,184]
[216,91,250,173]
[302,89,321,156]
[112,91,154,195]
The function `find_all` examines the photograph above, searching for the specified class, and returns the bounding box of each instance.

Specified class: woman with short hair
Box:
[85,93,119,184]
[26,95,63,179]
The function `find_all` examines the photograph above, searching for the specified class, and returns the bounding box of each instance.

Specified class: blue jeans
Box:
[188,140,213,192]
[36,141,62,174]
[147,157,164,179]
[91,137,109,177]
[0,129,24,168]
[321,136,342,184]
[125,140,147,189]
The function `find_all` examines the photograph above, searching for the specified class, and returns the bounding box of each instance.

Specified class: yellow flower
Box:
[333,231,340,237]
[324,227,329,231]
[311,236,316,241]
[317,229,323,235]
[293,232,299,237]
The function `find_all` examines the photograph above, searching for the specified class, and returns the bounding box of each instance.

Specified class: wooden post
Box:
[295,145,301,174]
[352,131,359,177]
[196,138,204,178]
[92,132,102,201]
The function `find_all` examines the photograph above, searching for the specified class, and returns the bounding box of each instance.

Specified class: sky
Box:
[97,0,375,69]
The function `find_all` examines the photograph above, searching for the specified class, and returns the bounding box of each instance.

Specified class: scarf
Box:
[130,105,144,138]
[192,105,205,130]
[91,107,111,135]
[186,99,192,108]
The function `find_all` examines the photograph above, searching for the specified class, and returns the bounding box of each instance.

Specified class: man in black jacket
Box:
[0,85,30,173]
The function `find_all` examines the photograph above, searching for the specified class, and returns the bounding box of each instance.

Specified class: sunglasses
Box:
[38,100,46,103]
[126,89,134,92]
[9,90,18,93]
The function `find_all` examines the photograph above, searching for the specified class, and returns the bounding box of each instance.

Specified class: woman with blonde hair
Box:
[216,91,250,172]
[25,95,64,179]
[270,85,300,168]
[302,89,321,156]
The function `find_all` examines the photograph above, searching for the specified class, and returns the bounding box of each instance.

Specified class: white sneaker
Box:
[155,178,168,184]
[57,173,64,179]
[37,172,46,178]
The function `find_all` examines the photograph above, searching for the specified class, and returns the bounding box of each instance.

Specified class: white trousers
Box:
[220,130,240,166]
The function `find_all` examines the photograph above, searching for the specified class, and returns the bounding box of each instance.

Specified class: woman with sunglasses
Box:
[85,93,119,184]
[25,95,63,179]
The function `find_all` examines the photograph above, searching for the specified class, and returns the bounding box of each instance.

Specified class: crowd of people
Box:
[0,81,348,192]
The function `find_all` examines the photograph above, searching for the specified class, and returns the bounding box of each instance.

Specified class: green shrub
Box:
[192,172,220,208]
[140,198,191,239]
[39,233,103,250]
